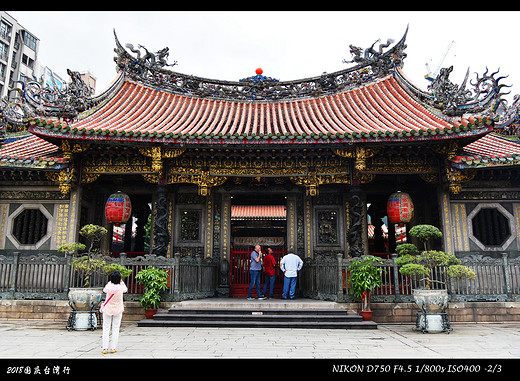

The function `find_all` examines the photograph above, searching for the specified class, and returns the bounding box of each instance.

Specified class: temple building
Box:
[1,27,519,297]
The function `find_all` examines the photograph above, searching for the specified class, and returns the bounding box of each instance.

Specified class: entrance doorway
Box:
[230,193,287,297]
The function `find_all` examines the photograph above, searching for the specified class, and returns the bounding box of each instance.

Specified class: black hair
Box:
[109,271,122,284]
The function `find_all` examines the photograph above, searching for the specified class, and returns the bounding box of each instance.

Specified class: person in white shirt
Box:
[280,249,303,300]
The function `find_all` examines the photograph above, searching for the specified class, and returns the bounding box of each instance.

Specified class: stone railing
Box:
[300,252,520,303]
[0,252,218,302]
[1,251,518,303]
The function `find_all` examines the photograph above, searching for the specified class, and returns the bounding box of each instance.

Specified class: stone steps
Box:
[137,298,377,329]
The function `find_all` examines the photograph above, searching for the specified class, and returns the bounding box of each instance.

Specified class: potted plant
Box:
[59,224,131,330]
[135,266,169,319]
[348,255,385,321]
[395,224,476,332]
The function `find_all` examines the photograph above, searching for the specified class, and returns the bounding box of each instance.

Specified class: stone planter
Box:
[413,289,451,333]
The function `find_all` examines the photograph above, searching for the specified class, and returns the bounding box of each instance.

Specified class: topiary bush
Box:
[396,224,476,289]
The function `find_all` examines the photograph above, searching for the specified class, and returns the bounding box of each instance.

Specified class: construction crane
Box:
[425,40,455,82]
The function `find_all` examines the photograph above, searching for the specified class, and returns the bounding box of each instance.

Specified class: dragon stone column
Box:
[348,187,365,257]
[152,184,170,256]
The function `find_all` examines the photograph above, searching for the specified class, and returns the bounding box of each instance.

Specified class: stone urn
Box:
[413,289,450,333]
[67,288,104,330]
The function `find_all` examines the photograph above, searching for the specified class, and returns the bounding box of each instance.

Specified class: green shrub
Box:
[348,255,385,311]
[135,266,169,310]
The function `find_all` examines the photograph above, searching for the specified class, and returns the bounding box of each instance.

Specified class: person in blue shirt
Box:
[247,244,266,300]
[280,248,303,300]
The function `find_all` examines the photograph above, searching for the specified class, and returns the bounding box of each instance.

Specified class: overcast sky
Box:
[6,11,520,103]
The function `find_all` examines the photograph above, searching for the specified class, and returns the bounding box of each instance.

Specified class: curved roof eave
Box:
[26,73,495,147]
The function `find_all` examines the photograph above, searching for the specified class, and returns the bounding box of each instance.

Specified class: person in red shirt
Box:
[262,247,277,299]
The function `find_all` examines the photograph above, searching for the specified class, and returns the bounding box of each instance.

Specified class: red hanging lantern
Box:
[387,191,414,225]
[105,191,132,225]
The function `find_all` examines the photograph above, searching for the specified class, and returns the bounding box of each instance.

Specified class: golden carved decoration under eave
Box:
[167,171,228,196]
[333,148,356,158]
[46,168,75,194]
[333,147,380,172]
[139,147,185,175]
[171,154,349,177]
[334,146,440,175]
[361,154,437,174]
[290,172,321,196]
[142,173,159,184]
[419,173,439,184]
[59,141,90,160]
[290,172,350,196]
[170,164,349,178]
[209,166,308,177]
[82,156,153,175]
[445,168,476,194]
[432,141,461,161]
[356,171,376,184]
[162,148,186,158]
[366,162,437,174]
[81,173,100,184]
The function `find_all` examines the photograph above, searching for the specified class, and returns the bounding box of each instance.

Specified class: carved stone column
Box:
[152,185,170,256]
[217,193,231,297]
[439,188,455,255]
[204,194,214,258]
[287,195,297,254]
[347,187,365,257]
[303,194,313,258]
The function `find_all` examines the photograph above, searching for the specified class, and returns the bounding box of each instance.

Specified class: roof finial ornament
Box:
[423,65,511,116]
[343,38,394,66]
[495,94,520,135]
[113,29,177,78]
[427,66,471,115]
[342,25,408,76]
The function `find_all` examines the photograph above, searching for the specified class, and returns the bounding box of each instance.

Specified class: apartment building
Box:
[0,11,40,100]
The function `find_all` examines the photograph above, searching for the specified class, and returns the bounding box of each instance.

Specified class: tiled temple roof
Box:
[27,74,493,146]
[451,133,520,169]
[231,205,287,220]
[0,134,67,169]
[3,27,516,173]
